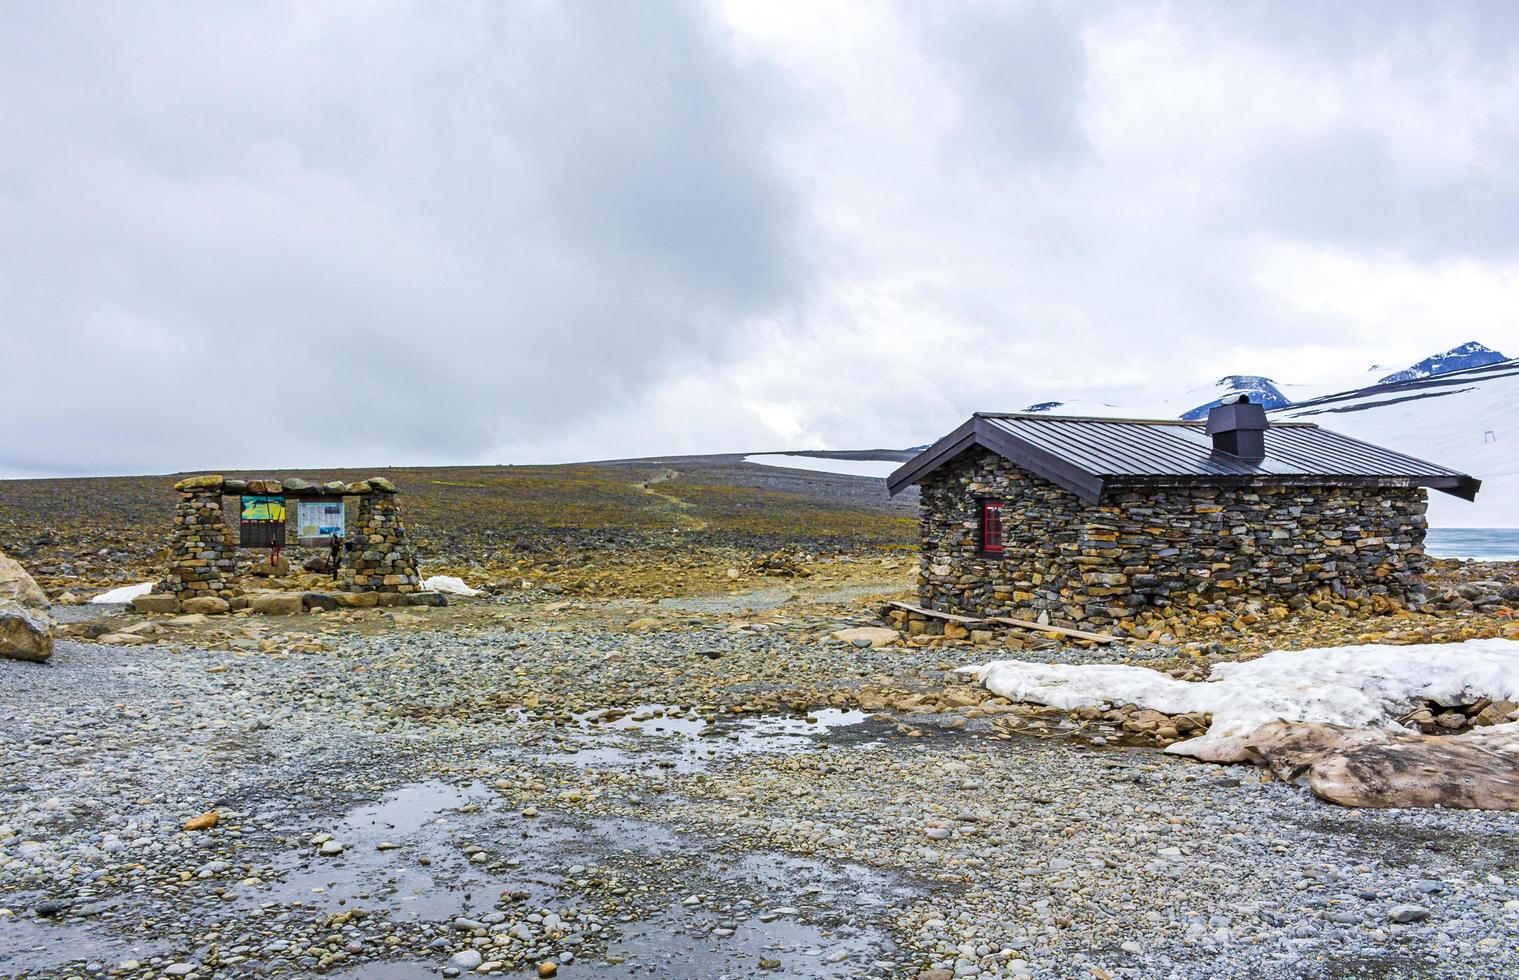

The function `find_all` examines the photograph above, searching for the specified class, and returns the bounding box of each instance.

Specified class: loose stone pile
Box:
[918,449,1430,631]
[159,475,241,599]
[344,478,421,594]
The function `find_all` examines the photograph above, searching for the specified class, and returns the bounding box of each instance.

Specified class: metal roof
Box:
[886,413,1481,503]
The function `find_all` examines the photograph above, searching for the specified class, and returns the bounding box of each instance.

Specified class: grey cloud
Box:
[4,0,1517,478]
[0,1,805,476]
[1235,129,1519,260]
[912,0,1094,168]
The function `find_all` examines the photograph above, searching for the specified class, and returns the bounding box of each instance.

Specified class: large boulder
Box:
[1245,721,1519,810]
[831,626,901,648]
[0,601,53,663]
[132,594,181,615]
[0,550,49,610]
[181,596,230,616]
[251,593,303,616]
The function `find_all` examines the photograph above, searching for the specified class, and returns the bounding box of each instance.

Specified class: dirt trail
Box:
[634,467,709,531]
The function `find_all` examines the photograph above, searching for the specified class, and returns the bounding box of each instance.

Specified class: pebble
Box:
[1389,905,1432,924]
[449,949,484,970]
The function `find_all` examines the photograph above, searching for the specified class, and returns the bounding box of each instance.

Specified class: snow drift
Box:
[960,639,1519,762]
[743,454,901,478]
[89,582,155,604]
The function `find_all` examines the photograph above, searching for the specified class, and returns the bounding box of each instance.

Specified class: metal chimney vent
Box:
[1205,395,1269,460]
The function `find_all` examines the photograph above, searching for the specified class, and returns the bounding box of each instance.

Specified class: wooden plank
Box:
[886,600,1117,644]
[885,600,982,624]
[985,616,1116,644]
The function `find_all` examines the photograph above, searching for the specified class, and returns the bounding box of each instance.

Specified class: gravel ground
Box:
[2,611,1517,980]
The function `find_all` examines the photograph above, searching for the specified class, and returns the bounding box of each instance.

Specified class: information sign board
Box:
[297,498,346,547]
[239,495,286,548]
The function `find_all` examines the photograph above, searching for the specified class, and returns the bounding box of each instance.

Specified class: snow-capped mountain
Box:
[1027,375,1293,420]
[1376,341,1507,385]
[1177,377,1291,419]
[1024,342,1506,422]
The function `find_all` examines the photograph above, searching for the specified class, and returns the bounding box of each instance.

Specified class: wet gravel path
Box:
[2,624,1517,980]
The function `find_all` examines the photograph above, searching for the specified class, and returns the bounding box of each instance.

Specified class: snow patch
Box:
[421,575,482,596]
[960,639,1519,761]
[743,454,900,479]
[89,582,155,604]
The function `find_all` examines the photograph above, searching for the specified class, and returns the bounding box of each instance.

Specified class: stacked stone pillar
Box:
[159,475,241,598]
[342,478,420,593]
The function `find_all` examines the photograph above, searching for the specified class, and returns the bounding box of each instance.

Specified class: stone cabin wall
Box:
[918,448,1428,628]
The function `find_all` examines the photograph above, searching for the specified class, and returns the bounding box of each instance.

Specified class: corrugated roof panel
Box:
[888,412,1480,500]
[977,414,1467,480]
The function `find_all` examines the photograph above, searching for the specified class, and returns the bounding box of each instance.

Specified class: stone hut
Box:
[886,400,1482,630]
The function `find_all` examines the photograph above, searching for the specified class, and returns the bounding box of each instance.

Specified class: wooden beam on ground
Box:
[985,616,1116,644]
[886,600,982,624]
[885,600,1117,645]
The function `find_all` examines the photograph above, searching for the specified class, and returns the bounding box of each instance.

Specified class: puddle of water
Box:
[578,821,910,976]
[243,782,706,923]
[242,780,558,921]
[0,916,168,973]
[733,853,916,910]
[543,706,874,773]
[598,902,893,979]
[237,778,916,977]
[343,780,493,836]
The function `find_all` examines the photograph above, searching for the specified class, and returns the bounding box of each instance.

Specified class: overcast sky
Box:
[4,1,1518,478]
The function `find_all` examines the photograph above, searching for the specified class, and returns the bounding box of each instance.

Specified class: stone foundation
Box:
[919,449,1429,628]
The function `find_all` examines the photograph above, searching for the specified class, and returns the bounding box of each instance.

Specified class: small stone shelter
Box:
[887,400,1481,629]
[159,474,419,599]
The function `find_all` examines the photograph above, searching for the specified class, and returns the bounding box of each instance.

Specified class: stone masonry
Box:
[155,474,419,598]
[342,478,420,594]
[160,475,242,597]
[918,448,1429,629]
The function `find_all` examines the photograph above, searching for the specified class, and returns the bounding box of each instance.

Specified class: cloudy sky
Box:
[4,1,1518,477]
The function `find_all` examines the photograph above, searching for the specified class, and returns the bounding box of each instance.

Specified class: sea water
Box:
[1426,528,1519,561]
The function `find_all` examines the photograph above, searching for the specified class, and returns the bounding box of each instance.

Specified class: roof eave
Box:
[887,417,1107,502]
[886,417,978,496]
[1102,472,1483,501]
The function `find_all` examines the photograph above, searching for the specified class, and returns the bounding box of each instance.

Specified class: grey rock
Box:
[1388,905,1431,924]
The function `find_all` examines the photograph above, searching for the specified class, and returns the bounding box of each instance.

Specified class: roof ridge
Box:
[975,411,1318,428]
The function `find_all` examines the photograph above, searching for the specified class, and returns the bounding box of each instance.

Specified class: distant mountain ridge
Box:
[1376,342,1507,385]
[1176,376,1291,420]
[1022,341,1508,421]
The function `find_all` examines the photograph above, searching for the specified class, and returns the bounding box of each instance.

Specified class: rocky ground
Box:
[3,462,1518,978]
[3,571,1519,980]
